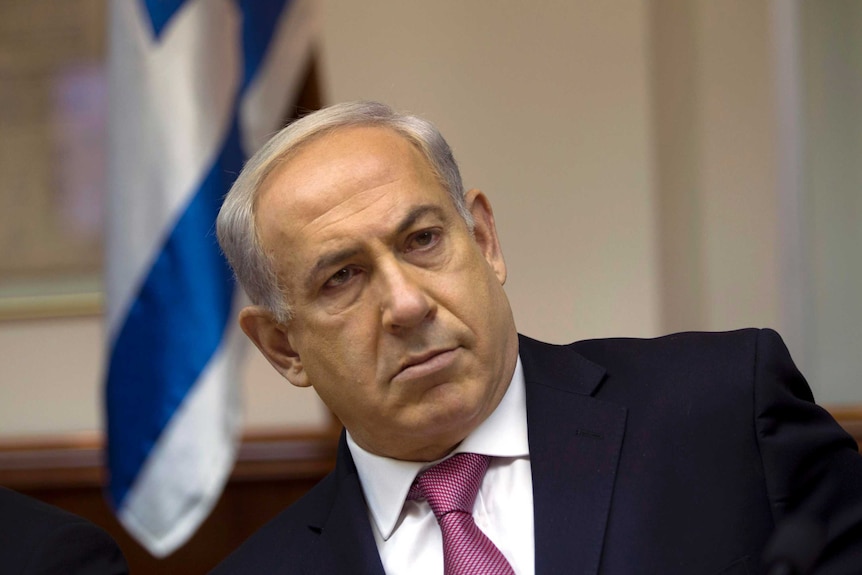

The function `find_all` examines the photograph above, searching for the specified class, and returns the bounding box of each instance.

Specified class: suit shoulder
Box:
[211,471,339,574]
[0,488,128,574]
[571,327,764,351]
[521,329,792,403]
[566,328,775,370]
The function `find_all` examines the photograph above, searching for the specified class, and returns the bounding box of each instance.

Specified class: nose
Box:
[379,261,435,333]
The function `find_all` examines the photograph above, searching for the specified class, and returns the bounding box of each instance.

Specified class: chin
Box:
[420,396,487,437]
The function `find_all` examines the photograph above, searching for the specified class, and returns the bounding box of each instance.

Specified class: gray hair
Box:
[217,101,472,323]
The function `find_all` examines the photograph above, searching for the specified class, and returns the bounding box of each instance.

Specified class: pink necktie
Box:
[408,453,516,575]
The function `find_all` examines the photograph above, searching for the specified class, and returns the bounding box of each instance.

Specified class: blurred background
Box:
[2,0,860,436]
[0,0,859,571]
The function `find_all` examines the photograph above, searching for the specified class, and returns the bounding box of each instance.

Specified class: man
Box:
[213,101,862,574]
[0,487,129,574]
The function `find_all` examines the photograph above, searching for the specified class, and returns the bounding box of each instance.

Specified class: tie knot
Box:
[408,453,490,519]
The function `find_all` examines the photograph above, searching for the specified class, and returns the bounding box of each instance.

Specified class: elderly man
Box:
[212,102,862,574]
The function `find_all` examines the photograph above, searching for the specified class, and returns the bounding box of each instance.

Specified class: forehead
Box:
[257,125,440,218]
[254,125,449,258]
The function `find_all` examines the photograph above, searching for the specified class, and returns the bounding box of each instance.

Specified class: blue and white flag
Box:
[105,0,319,557]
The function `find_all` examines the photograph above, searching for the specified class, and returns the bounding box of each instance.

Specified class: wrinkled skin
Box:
[240,126,519,461]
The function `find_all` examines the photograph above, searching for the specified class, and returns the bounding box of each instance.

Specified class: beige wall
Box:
[2,0,853,438]
[652,0,782,336]
[321,1,662,344]
[0,316,330,436]
[800,0,862,403]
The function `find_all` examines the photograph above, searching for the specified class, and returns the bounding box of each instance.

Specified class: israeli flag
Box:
[105,0,319,557]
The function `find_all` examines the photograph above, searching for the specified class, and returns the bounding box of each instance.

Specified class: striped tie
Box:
[408,453,516,575]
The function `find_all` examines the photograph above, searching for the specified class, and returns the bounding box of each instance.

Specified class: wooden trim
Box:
[0,405,857,573]
[0,427,339,490]
[1,406,858,492]
[826,405,862,446]
[0,427,339,574]
[0,292,103,321]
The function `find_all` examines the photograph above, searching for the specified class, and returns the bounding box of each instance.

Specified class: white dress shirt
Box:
[347,357,534,575]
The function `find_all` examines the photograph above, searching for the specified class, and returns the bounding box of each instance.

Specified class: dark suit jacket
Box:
[0,487,129,575]
[212,329,862,574]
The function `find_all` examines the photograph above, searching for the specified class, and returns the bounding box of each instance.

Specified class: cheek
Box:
[448,257,500,309]
[299,314,379,380]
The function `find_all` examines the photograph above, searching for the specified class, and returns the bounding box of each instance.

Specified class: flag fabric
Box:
[104,0,319,557]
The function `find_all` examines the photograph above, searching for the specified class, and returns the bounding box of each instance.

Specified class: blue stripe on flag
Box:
[239,0,292,91]
[106,118,243,508]
[142,0,293,48]
[141,0,188,38]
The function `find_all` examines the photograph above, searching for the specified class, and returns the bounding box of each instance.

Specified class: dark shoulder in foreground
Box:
[0,487,129,574]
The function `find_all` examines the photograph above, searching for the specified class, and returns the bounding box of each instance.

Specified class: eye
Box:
[406,229,440,252]
[323,267,359,289]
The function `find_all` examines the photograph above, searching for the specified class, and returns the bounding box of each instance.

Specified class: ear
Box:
[238,306,311,388]
[465,189,507,284]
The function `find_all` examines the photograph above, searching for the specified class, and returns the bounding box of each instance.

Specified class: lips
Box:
[402,348,451,369]
[393,347,459,383]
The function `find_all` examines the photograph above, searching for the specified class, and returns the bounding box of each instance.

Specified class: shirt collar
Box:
[346,356,529,540]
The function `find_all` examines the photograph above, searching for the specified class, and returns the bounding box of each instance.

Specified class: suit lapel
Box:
[520,335,627,575]
[298,336,626,575]
[301,435,386,575]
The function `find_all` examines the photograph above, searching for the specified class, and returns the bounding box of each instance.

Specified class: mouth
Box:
[393,347,459,383]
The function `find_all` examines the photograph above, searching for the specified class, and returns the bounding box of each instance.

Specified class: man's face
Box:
[243,126,518,461]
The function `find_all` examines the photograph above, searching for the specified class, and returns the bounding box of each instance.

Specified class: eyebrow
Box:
[395,204,447,235]
[304,204,449,291]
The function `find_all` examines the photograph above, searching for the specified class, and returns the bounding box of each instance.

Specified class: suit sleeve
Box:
[753,328,862,574]
[24,518,129,575]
